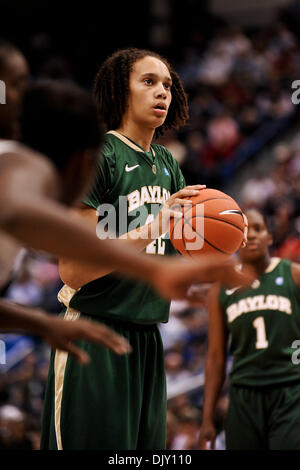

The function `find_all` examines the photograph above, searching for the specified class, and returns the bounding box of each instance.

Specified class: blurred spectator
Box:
[275,235,300,262]
[240,170,277,208]
[201,114,242,186]
[5,266,44,307]
[159,302,189,350]
[169,407,202,450]
[157,129,187,166]
[166,410,179,450]
[0,405,33,449]
[165,350,193,388]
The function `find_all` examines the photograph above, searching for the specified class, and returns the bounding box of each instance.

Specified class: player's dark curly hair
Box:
[243,207,272,234]
[94,47,189,137]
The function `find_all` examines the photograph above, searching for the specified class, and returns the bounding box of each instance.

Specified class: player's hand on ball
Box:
[165,184,206,209]
[44,316,132,364]
[152,185,206,237]
[198,421,217,450]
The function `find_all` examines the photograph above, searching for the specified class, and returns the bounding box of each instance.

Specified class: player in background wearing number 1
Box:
[199,208,300,450]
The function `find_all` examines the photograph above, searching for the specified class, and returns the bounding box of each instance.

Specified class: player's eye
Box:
[144,78,153,85]
[164,82,171,90]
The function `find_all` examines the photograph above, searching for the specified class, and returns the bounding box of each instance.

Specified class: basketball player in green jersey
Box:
[0,46,251,362]
[199,208,300,450]
[40,48,250,450]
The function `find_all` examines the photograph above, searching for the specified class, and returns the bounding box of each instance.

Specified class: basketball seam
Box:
[181,213,192,257]
[180,197,240,222]
[189,215,244,233]
[184,216,232,255]
[171,197,237,235]
[192,196,233,204]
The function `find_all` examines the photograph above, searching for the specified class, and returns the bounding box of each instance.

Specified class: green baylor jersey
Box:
[220,258,300,387]
[69,131,185,324]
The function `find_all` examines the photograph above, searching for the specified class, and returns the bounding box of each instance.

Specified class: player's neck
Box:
[244,255,271,277]
[116,122,155,152]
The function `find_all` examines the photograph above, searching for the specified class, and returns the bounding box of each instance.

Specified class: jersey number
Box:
[253,317,269,349]
[145,214,166,256]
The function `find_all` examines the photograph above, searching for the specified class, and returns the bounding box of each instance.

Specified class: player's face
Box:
[239,210,272,263]
[0,52,29,138]
[126,56,172,130]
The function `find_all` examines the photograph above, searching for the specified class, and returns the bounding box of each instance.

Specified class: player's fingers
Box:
[160,205,182,219]
[168,208,183,219]
[200,437,215,450]
[198,438,208,450]
[80,323,132,355]
[204,440,213,450]
[184,184,206,191]
[170,198,193,207]
[175,189,201,198]
[63,342,90,365]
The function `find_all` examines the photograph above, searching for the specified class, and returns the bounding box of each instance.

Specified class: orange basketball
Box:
[169,188,245,259]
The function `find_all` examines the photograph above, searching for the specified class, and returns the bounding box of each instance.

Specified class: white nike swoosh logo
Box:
[225,286,241,295]
[125,164,140,172]
[219,210,243,216]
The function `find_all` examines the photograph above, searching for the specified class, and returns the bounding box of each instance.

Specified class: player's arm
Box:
[58,206,118,288]
[0,231,21,288]
[198,282,228,450]
[59,209,256,291]
[58,185,205,288]
[0,151,171,284]
[291,262,300,290]
[0,298,131,361]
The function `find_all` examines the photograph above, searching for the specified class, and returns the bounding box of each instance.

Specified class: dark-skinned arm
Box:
[198,282,228,450]
[0,299,131,362]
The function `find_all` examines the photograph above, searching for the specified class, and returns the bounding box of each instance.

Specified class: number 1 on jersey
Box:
[253,316,269,349]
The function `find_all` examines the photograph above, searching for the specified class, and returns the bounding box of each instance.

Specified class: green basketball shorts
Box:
[40,312,167,450]
[226,382,300,450]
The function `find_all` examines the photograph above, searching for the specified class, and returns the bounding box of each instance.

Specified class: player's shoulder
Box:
[101,133,117,156]
[0,139,34,161]
[0,139,55,175]
[97,134,118,171]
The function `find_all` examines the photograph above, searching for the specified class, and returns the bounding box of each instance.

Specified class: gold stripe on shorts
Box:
[54,284,80,450]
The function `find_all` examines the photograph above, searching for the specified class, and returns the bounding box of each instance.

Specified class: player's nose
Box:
[247,227,257,240]
[155,83,167,98]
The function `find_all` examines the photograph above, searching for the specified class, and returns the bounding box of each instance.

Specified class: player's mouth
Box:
[153,103,167,116]
[245,242,259,251]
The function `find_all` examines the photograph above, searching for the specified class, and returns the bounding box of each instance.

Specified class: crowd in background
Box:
[1,11,300,450]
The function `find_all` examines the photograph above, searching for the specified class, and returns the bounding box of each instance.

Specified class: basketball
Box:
[169,188,245,258]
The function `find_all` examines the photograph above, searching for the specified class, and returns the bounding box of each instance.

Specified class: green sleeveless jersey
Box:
[219,258,300,387]
[69,131,185,324]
